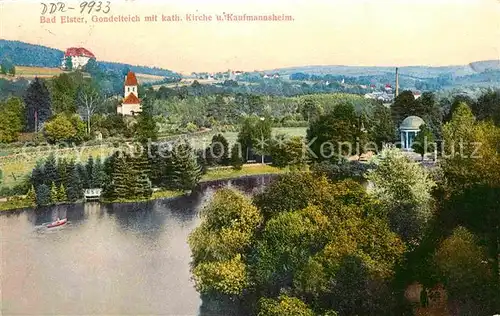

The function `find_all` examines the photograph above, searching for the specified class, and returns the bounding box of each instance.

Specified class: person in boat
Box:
[56,217,60,222]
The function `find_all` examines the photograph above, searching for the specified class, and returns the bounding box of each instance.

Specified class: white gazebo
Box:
[400,116,425,150]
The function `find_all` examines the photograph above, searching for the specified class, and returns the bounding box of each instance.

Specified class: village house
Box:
[117,71,142,116]
[61,47,95,70]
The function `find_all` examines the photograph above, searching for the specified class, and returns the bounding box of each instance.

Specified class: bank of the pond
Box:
[0,165,285,212]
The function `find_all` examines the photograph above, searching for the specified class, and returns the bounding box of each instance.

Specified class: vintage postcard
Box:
[1,0,499,315]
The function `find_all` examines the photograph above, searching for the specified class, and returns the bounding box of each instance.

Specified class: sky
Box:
[1,0,499,73]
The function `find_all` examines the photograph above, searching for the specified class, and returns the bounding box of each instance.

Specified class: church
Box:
[117,71,142,116]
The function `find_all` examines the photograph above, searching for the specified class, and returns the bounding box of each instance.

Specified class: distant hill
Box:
[265,61,500,79]
[0,39,180,78]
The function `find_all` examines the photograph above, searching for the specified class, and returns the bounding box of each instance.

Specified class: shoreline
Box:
[0,165,285,213]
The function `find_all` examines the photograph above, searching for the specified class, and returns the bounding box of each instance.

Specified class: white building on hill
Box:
[117,71,142,116]
[61,47,95,70]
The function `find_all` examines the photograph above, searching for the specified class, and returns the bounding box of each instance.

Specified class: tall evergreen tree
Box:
[24,77,52,132]
[30,161,45,189]
[57,184,67,202]
[43,154,59,186]
[370,103,396,150]
[135,96,158,143]
[91,158,106,188]
[57,158,69,187]
[205,134,230,166]
[26,185,36,206]
[66,164,83,202]
[86,156,95,187]
[50,182,58,204]
[36,184,51,206]
[128,151,152,199]
[108,153,130,200]
[78,163,89,189]
[171,140,202,192]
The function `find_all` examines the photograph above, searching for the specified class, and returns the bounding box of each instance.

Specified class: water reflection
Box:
[0,175,275,315]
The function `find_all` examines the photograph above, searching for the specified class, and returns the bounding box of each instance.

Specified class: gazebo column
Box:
[405,131,409,150]
[400,131,405,149]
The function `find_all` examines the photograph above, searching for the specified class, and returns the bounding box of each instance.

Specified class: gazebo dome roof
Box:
[400,116,425,130]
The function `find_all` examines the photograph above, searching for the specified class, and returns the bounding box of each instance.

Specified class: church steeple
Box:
[124,71,138,97]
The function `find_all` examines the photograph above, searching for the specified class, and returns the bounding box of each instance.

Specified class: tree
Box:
[135,96,158,143]
[0,97,25,143]
[26,185,36,206]
[0,58,14,75]
[230,144,244,170]
[306,103,361,163]
[8,65,15,76]
[44,114,86,144]
[57,158,69,187]
[253,172,333,220]
[35,184,51,206]
[391,90,417,125]
[107,153,130,200]
[128,151,153,199]
[269,135,306,169]
[237,116,272,162]
[91,158,106,188]
[258,295,316,316]
[471,89,500,125]
[66,164,83,202]
[417,92,442,138]
[77,82,102,134]
[50,182,59,204]
[412,124,435,159]
[367,146,436,246]
[300,97,323,123]
[57,184,67,202]
[24,77,52,132]
[189,174,406,315]
[50,72,82,114]
[43,154,59,186]
[370,103,396,151]
[189,189,262,296]
[205,134,230,166]
[434,227,498,314]
[86,156,95,187]
[171,139,202,191]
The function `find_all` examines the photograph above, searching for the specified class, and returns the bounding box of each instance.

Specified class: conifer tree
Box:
[230,144,244,170]
[30,161,45,189]
[128,151,152,198]
[67,165,83,202]
[86,156,95,187]
[43,154,59,186]
[57,158,69,187]
[135,96,158,143]
[50,182,58,204]
[58,184,67,202]
[24,77,52,132]
[109,153,130,200]
[36,184,51,206]
[77,163,89,189]
[26,185,36,206]
[171,140,202,191]
[92,158,106,188]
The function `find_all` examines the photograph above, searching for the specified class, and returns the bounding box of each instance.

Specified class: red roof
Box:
[64,47,95,58]
[123,93,140,104]
[125,71,138,86]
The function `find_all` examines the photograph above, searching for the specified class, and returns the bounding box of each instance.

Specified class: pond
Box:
[0,175,275,315]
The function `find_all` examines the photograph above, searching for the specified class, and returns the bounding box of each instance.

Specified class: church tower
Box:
[124,71,138,97]
[117,71,141,116]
